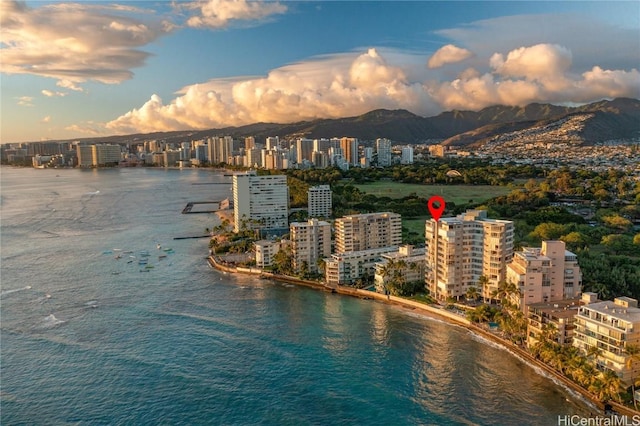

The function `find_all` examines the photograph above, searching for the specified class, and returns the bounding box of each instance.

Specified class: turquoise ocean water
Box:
[1,167,593,425]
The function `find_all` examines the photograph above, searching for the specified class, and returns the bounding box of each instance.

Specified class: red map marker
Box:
[428,196,446,221]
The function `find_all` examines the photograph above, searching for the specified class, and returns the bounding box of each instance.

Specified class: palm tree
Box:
[465,286,480,303]
[600,370,623,403]
[625,343,640,409]
[477,275,490,303]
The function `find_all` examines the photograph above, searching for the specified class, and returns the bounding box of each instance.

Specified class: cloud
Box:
[65,122,107,136]
[41,116,51,123]
[0,0,169,87]
[42,90,67,97]
[427,44,474,68]
[107,48,436,133]
[16,96,33,107]
[106,43,640,134]
[184,0,287,29]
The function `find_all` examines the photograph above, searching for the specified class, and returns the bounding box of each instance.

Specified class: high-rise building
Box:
[245,136,256,150]
[340,137,359,166]
[208,136,233,165]
[425,209,514,302]
[296,138,314,165]
[401,146,413,164]
[290,219,331,274]
[335,212,402,254]
[266,136,279,150]
[308,185,332,218]
[254,240,281,268]
[313,138,332,154]
[232,171,289,234]
[573,295,640,385]
[507,240,582,310]
[77,144,93,167]
[376,138,392,167]
[325,246,398,286]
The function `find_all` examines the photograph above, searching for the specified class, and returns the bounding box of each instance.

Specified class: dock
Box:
[182,199,232,214]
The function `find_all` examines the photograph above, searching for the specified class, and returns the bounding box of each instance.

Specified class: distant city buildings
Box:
[76,143,121,167]
[376,138,392,167]
[325,246,398,286]
[425,209,514,302]
[232,171,289,234]
[308,185,332,218]
[401,146,414,165]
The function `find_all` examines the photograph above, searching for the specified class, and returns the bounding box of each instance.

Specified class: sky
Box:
[1,1,639,143]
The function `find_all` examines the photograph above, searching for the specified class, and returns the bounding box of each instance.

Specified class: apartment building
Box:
[507,240,582,310]
[335,212,402,254]
[232,171,289,234]
[573,295,640,385]
[374,245,426,294]
[376,138,392,167]
[526,296,586,349]
[325,246,398,286]
[290,219,331,274]
[254,240,281,268]
[308,185,332,218]
[208,136,233,165]
[425,209,514,302]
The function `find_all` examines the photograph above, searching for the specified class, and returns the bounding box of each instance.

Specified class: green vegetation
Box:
[352,181,511,206]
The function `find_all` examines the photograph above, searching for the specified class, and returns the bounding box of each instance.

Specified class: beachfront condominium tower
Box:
[335,212,402,254]
[573,296,640,386]
[308,185,332,218]
[290,219,331,274]
[232,171,289,234]
[425,209,514,302]
[507,240,582,310]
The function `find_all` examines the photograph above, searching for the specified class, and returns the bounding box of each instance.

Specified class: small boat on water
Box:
[139,269,150,273]
[159,254,167,260]
[157,244,162,250]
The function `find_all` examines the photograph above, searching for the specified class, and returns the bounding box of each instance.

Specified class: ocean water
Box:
[1,167,593,425]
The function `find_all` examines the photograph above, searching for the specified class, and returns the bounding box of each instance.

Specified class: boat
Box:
[139,269,150,273]
[159,255,167,260]
[145,265,154,269]
[138,259,148,265]
[157,244,162,250]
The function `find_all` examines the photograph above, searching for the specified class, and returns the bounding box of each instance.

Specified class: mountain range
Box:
[55,97,640,147]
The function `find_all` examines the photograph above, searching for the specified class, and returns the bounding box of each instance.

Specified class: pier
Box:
[182,199,232,214]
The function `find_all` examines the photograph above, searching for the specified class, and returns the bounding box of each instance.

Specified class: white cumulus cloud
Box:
[184,0,287,29]
[0,0,169,88]
[427,44,474,69]
[106,44,640,134]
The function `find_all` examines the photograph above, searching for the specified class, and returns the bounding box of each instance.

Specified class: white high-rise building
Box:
[507,240,582,310]
[376,138,392,167]
[290,219,331,274]
[208,136,233,165]
[232,171,289,233]
[401,146,413,164]
[335,212,402,254]
[308,185,332,218]
[425,209,514,302]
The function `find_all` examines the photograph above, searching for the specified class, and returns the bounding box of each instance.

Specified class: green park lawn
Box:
[352,182,512,241]
[352,181,511,205]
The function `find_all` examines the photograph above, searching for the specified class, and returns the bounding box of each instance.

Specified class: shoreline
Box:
[207,255,639,416]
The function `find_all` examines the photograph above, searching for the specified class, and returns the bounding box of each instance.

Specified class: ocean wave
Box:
[41,314,65,328]
[0,285,32,297]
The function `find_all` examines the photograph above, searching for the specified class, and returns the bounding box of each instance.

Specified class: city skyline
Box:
[2,0,639,143]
